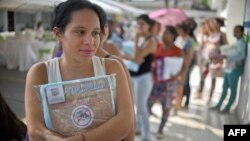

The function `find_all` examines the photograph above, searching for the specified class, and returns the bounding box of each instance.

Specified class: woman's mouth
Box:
[79,49,93,55]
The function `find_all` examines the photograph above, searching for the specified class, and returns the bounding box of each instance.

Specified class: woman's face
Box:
[202,21,210,34]
[151,23,161,36]
[176,27,183,36]
[136,19,149,35]
[162,29,174,44]
[58,9,101,60]
[233,27,243,39]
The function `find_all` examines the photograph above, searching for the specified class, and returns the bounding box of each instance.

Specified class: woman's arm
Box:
[25,63,58,141]
[221,32,228,45]
[135,38,156,60]
[110,56,134,100]
[110,56,135,141]
[82,59,134,141]
[175,52,187,78]
[184,42,193,70]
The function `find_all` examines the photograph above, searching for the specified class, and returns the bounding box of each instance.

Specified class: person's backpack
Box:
[0,91,27,141]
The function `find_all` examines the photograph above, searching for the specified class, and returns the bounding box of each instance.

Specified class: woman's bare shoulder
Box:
[104,57,120,67]
[26,62,48,84]
[104,58,123,74]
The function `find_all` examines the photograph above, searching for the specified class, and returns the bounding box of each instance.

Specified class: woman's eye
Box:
[92,31,100,36]
[75,31,85,36]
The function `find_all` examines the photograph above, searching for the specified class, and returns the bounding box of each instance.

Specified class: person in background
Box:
[147,26,186,139]
[215,17,228,45]
[35,21,44,40]
[147,20,162,117]
[211,25,246,113]
[131,14,156,141]
[195,17,228,103]
[182,19,197,109]
[150,20,161,42]
[102,22,124,57]
[25,0,134,141]
[174,23,193,112]
[109,20,124,50]
[195,20,210,99]
[102,20,133,60]
[116,23,125,40]
[207,17,228,103]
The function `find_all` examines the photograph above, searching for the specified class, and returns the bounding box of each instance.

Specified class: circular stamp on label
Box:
[71,105,94,128]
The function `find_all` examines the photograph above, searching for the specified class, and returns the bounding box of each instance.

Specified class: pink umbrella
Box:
[149,8,187,26]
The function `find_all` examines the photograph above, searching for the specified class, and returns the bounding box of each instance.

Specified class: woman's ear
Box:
[52,27,62,40]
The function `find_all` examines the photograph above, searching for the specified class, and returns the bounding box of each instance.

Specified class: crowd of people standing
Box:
[48,3,247,139]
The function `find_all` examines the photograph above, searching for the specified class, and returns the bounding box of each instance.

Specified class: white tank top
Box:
[43,56,109,130]
[45,56,106,83]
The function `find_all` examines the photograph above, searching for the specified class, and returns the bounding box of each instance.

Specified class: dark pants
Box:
[183,58,195,106]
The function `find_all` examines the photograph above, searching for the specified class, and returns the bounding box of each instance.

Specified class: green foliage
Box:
[201,0,209,6]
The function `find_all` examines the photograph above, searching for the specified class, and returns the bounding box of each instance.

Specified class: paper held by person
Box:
[163,57,184,80]
[220,44,238,56]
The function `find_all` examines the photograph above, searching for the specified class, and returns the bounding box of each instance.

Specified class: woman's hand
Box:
[135,30,141,39]
[35,130,64,141]
[170,73,179,80]
[36,130,84,141]
[134,31,141,45]
[133,56,144,64]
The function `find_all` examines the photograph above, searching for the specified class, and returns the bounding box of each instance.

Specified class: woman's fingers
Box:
[35,129,62,141]
[35,129,44,137]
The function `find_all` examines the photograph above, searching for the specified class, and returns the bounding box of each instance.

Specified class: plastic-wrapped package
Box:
[34,74,116,137]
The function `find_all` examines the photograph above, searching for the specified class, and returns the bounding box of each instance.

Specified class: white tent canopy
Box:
[0,0,123,15]
[0,0,57,12]
[89,0,123,15]
[102,0,147,17]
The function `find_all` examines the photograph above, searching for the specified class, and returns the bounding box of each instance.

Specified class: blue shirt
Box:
[225,37,246,72]
[183,37,193,53]
[110,32,123,50]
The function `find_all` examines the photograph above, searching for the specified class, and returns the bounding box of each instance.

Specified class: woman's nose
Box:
[83,34,94,45]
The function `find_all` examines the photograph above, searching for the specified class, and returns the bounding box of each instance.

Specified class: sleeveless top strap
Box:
[92,56,106,76]
[101,58,106,74]
[44,61,51,83]
[45,58,62,83]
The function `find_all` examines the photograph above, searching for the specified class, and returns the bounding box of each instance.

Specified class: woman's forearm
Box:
[83,113,134,141]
